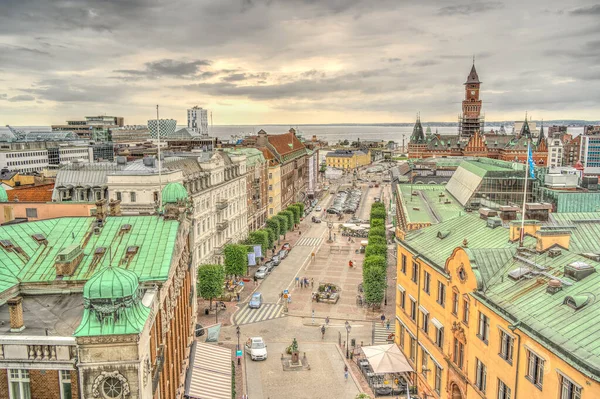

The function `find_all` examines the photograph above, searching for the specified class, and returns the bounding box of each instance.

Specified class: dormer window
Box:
[564,295,590,310]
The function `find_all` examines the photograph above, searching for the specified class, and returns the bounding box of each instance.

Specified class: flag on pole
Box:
[527,144,536,179]
[205,323,222,342]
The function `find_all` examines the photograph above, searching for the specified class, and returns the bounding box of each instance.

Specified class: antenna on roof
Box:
[156,105,163,211]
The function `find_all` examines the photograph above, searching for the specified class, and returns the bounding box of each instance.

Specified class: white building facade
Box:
[547,136,564,169]
[187,107,209,135]
[0,143,93,173]
[148,119,177,139]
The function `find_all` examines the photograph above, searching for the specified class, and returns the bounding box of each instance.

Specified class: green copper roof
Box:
[0,186,7,202]
[224,148,266,167]
[83,266,139,300]
[74,299,150,337]
[397,184,464,225]
[162,182,188,204]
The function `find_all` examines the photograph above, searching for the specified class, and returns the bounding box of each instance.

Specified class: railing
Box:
[216,199,228,210]
[217,221,229,232]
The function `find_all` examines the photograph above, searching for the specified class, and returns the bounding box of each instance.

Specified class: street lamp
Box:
[236,326,241,366]
[345,321,351,359]
[384,276,388,306]
[327,221,333,243]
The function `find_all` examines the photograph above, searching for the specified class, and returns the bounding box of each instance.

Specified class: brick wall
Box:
[30,369,61,399]
[71,369,80,399]
[0,369,8,399]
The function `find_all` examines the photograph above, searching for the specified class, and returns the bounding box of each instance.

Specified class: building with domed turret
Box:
[0,199,195,399]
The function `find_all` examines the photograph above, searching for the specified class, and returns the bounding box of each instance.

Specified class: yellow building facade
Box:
[395,213,600,399]
[326,150,370,170]
[267,163,281,217]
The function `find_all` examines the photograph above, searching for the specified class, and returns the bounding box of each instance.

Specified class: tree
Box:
[266,218,281,239]
[355,394,372,399]
[197,264,225,310]
[368,226,386,241]
[363,264,385,306]
[370,208,387,220]
[279,210,294,232]
[365,244,388,260]
[370,218,385,228]
[287,204,301,225]
[264,227,276,250]
[293,202,305,216]
[224,244,248,277]
[248,230,269,254]
[363,255,387,272]
[274,214,288,238]
[368,236,386,246]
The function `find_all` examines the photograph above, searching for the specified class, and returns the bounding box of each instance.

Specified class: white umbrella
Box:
[361,344,413,374]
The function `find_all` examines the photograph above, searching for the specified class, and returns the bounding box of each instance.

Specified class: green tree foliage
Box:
[293,202,305,215]
[287,205,301,225]
[355,394,373,399]
[368,236,386,246]
[279,210,294,232]
[368,226,386,241]
[274,214,288,237]
[266,218,281,238]
[363,264,385,306]
[372,202,386,211]
[370,208,387,220]
[264,227,276,250]
[197,264,225,309]
[224,244,248,277]
[363,255,387,272]
[371,218,385,228]
[248,230,269,255]
[365,244,388,260]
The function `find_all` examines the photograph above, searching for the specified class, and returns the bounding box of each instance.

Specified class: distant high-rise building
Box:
[148,119,177,139]
[51,115,124,140]
[458,62,484,138]
[187,106,209,135]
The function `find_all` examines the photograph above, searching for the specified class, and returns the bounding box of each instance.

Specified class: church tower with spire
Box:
[458,61,485,138]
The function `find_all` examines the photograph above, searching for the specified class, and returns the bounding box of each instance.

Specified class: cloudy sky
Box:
[1,0,599,125]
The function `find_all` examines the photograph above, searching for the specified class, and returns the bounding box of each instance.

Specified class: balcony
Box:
[216,199,228,210]
[217,221,229,232]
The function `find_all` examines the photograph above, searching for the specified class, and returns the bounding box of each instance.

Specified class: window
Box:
[423,271,431,294]
[25,208,37,218]
[268,184,272,190]
[421,349,429,376]
[435,365,442,394]
[453,338,464,368]
[401,254,407,274]
[400,290,406,310]
[475,358,487,393]
[130,192,136,202]
[8,369,31,399]
[499,330,514,364]
[478,312,490,343]
[410,298,417,322]
[437,281,446,307]
[60,370,72,399]
[452,291,459,315]
[526,350,544,389]
[268,173,272,179]
[153,191,159,203]
[498,379,512,399]
[411,262,418,283]
[560,374,582,399]
[420,308,429,333]
[409,337,417,362]
[435,326,444,349]
[269,197,273,203]
[269,208,273,215]
[399,325,405,348]
[463,298,470,325]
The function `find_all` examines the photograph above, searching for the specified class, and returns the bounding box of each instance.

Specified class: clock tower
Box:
[459,62,484,138]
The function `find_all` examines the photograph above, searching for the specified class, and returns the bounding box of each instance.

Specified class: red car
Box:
[281,243,291,252]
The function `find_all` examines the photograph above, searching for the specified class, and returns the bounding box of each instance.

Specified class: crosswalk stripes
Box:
[295,237,323,247]
[373,322,393,345]
[234,303,285,325]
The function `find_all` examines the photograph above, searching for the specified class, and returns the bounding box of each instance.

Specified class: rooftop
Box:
[397,184,464,225]
[6,183,54,202]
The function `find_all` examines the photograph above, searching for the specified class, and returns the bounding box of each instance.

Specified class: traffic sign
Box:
[236,350,242,358]
[283,289,289,294]
[283,294,289,299]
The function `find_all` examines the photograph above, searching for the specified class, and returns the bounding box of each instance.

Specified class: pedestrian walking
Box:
[386,320,390,330]
[344,370,349,381]
[236,292,240,302]
[295,276,299,287]
[300,279,304,289]
[326,316,330,326]
[253,275,257,286]
[312,309,315,324]
[381,314,386,326]
[311,278,314,288]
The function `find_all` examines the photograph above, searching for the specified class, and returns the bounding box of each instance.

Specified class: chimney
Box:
[109,199,122,216]
[536,229,571,252]
[7,297,25,332]
[256,129,268,147]
[95,198,108,222]
[509,220,541,242]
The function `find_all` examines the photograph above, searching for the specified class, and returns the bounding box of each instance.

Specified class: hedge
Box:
[365,244,388,260]
[279,210,294,232]
[368,236,387,246]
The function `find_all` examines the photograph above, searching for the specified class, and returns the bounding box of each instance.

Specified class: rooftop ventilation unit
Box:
[564,295,590,310]
[546,279,562,294]
[0,240,14,250]
[564,261,596,281]
[120,224,132,233]
[548,248,562,258]
[581,253,600,262]
[508,266,532,281]
[487,217,502,229]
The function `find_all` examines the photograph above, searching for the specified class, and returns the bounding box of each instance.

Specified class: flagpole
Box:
[519,141,530,247]
[156,105,163,211]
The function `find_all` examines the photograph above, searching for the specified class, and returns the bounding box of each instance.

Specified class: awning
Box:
[185,341,232,399]
[361,344,413,374]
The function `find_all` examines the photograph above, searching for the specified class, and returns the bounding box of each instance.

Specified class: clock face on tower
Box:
[471,90,476,95]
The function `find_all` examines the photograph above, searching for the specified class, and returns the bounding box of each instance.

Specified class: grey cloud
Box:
[386,58,402,63]
[0,94,6,99]
[438,2,503,16]
[413,60,440,67]
[22,79,129,103]
[7,95,35,102]
[114,59,212,79]
[221,72,270,82]
[570,5,600,15]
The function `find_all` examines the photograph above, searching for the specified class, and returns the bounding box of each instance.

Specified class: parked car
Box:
[245,337,268,361]
[369,184,374,188]
[279,249,288,259]
[264,261,275,272]
[254,266,268,279]
[312,216,322,223]
[271,255,281,266]
[315,206,322,211]
[195,323,205,337]
[249,293,263,309]
[281,243,291,252]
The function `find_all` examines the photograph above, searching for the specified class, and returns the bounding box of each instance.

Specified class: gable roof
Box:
[267,132,306,159]
[6,184,54,202]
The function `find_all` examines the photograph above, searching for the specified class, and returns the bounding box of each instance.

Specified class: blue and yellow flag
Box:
[527,143,535,179]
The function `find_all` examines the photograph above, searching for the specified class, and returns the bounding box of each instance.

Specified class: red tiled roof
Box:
[267,132,305,157]
[6,184,55,202]
[259,148,279,166]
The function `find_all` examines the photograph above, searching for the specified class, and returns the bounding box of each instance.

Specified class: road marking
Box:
[234,303,285,325]
[295,237,323,247]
